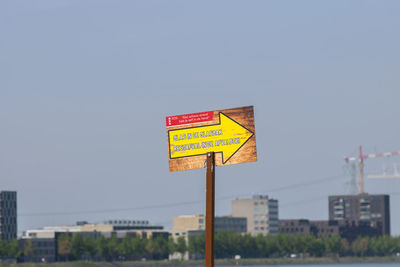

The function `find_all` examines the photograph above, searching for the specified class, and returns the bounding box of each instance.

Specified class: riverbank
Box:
[1,256,400,267]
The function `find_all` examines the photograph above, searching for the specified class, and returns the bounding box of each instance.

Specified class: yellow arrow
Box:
[168,113,254,164]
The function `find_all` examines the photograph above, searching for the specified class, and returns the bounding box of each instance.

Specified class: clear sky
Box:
[1,0,400,235]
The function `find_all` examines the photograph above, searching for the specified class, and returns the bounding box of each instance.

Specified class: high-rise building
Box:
[232,195,278,235]
[0,191,17,241]
[328,194,390,236]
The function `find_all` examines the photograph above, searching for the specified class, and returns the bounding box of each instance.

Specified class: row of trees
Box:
[56,232,400,261]
[189,232,400,258]
[57,233,184,261]
[3,232,400,262]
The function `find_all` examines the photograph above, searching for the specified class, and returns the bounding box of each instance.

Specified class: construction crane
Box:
[344,146,400,194]
[368,164,400,179]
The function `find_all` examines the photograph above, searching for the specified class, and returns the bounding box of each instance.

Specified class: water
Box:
[236,264,400,267]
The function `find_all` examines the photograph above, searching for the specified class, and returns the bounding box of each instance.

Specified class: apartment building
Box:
[232,195,278,235]
[328,194,390,235]
[0,191,17,241]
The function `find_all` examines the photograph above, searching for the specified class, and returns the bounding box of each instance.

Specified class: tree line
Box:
[189,232,400,258]
[57,233,175,261]
[2,232,400,262]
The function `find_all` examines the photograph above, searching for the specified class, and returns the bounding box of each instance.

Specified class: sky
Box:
[1,0,400,235]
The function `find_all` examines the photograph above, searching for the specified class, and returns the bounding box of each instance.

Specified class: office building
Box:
[21,219,168,262]
[215,216,247,233]
[173,215,204,232]
[0,191,17,241]
[279,219,339,237]
[328,194,390,236]
[23,220,165,239]
[171,215,247,240]
[103,219,163,230]
[232,195,279,235]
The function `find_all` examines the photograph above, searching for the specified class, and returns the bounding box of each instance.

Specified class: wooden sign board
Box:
[166,106,257,172]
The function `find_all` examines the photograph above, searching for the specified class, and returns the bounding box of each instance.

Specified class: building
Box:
[279,219,311,235]
[172,215,204,233]
[0,191,17,241]
[328,194,390,236]
[232,195,278,235]
[309,220,340,237]
[21,219,168,262]
[170,215,246,261]
[215,216,247,233]
[23,220,165,239]
[103,220,163,231]
[171,215,247,240]
[19,238,56,262]
[279,219,339,237]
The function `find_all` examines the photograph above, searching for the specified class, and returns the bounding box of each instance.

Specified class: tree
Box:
[96,235,110,261]
[239,234,257,258]
[132,236,146,260]
[83,235,96,260]
[175,236,187,256]
[96,234,119,261]
[71,233,85,260]
[254,234,268,258]
[168,237,176,256]
[308,238,325,257]
[108,234,120,261]
[188,234,205,258]
[7,239,22,260]
[144,238,154,259]
[325,235,343,256]
[23,239,35,261]
[58,233,72,261]
[152,236,170,260]
[119,235,134,260]
[340,238,351,256]
[0,239,7,259]
[351,237,369,257]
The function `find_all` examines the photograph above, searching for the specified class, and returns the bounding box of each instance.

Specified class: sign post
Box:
[166,106,257,267]
[205,152,215,267]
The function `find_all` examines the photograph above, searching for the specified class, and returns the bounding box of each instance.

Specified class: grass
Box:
[1,256,400,267]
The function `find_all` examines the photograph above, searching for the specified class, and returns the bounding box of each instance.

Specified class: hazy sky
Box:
[1,1,400,235]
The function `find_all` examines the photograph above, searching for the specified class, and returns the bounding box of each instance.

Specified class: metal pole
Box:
[205,152,215,267]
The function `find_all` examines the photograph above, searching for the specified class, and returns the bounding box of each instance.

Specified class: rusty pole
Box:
[205,152,215,267]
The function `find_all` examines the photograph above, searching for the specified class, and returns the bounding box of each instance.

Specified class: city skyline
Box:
[1,1,400,235]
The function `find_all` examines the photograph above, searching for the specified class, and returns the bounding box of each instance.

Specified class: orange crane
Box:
[344,146,400,194]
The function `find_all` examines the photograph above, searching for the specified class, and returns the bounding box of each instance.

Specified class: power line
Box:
[280,195,327,208]
[18,174,344,217]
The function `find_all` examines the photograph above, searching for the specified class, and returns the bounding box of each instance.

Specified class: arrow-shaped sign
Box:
[168,113,254,164]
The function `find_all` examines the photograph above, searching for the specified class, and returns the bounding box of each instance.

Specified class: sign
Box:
[166,111,214,127]
[166,106,257,172]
